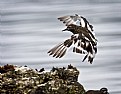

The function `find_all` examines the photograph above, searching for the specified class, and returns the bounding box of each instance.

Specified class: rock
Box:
[0,64,85,94]
[85,88,109,94]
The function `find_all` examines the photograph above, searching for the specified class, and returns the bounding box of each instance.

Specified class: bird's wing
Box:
[48,38,74,58]
[80,16,94,31]
[72,35,97,64]
[48,34,97,64]
[58,14,94,32]
[48,35,80,58]
[82,42,97,64]
[58,14,81,26]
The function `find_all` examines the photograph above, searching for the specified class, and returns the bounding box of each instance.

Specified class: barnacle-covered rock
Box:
[0,64,85,94]
[0,64,14,73]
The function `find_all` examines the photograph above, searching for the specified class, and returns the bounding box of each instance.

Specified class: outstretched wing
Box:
[48,43,68,58]
[58,14,94,32]
[48,35,97,64]
[48,38,74,58]
[58,14,81,26]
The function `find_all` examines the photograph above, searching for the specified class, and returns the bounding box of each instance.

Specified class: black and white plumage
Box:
[58,14,94,31]
[48,14,97,64]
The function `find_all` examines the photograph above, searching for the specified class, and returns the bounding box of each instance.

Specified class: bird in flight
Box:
[48,14,97,64]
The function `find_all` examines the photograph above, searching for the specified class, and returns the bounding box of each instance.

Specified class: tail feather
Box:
[48,43,63,54]
[50,44,64,57]
[48,38,74,58]
[59,47,67,58]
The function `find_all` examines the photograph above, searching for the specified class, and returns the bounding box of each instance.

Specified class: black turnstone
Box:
[48,14,97,64]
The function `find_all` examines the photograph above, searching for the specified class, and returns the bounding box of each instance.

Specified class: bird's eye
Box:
[69,25,71,27]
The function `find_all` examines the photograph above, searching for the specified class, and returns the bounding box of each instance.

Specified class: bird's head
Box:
[62,24,77,34]
[62,24,75,31]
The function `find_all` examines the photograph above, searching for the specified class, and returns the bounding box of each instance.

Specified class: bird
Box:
[48,14,97,64]
[85,88,109,94]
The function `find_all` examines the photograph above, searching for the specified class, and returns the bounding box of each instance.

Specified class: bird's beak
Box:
[62,28,68,31]
[75,14,78,16]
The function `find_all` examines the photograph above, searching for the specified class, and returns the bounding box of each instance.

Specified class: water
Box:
[1,0,121,93]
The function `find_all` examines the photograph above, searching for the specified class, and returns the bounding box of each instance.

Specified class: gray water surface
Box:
[1,0,121,93]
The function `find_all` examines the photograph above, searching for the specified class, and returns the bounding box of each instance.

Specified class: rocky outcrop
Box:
[0,64,85,94]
